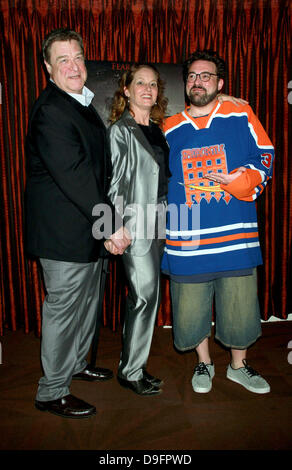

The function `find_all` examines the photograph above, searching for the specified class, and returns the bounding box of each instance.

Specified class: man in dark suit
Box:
[25,29,130,419]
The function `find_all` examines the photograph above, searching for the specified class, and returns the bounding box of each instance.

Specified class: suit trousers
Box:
[36,258,103,401]
[118,237,165,381]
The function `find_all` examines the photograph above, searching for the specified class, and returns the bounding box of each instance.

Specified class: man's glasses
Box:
[187,72,218,83]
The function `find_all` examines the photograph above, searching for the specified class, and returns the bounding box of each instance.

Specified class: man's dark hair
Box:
[183,50,226,83]
[42,28,84,64]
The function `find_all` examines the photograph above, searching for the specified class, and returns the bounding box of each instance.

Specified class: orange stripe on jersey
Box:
[215,102,273,148]
[163,113,186,133]
[166,231,259,247]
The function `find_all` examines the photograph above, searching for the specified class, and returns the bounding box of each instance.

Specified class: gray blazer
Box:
[108,110,164,256]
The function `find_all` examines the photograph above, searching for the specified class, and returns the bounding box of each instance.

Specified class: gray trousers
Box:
[118,238,165,381]
[37,258,103,401]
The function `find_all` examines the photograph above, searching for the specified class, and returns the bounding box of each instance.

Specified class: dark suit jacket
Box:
[25,81,116,262]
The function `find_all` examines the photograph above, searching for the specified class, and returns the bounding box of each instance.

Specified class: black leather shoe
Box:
[72,365,113,382]
[117,376,161,396]
[143,370,164,388]
[35,394,96,419]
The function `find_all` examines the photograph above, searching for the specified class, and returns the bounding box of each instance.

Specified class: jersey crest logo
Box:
[181,144,232,207]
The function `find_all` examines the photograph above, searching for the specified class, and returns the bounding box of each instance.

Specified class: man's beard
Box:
[188,86,218,107]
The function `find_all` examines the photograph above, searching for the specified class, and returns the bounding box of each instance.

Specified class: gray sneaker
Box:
[192,362,215,393]
[226,360,270,394]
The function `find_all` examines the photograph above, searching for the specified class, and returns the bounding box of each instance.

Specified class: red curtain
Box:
[0,0,291,336]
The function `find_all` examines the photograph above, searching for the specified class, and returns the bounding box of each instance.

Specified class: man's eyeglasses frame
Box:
[187,72,218,83]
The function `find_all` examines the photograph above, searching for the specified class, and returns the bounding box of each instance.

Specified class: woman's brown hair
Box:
[109,63,168,126]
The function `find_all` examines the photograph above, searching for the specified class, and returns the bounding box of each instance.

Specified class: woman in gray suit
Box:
[106,64,170,396]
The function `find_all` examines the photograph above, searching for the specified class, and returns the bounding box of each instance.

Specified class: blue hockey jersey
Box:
[161,101,274,277]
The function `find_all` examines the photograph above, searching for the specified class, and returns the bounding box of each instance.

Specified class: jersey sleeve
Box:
[222,105,274,201]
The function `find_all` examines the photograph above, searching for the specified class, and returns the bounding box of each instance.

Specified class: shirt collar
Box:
[50,79,94,106]
[68,86,94,107]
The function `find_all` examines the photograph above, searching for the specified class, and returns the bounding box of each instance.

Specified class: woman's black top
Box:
[138,122,170,198]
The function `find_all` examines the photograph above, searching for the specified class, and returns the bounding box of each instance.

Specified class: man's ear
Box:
[218,78,224,92]
[44,61,52,75]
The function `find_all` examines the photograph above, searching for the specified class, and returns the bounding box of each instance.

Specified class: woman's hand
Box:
[104,239,122,255]
[104,226,132,255]
[217,93,248,106]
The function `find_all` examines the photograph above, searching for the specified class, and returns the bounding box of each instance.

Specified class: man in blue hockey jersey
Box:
[162,50,274,394]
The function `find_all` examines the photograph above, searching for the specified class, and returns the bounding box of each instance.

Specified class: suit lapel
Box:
[122,110,157,161]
